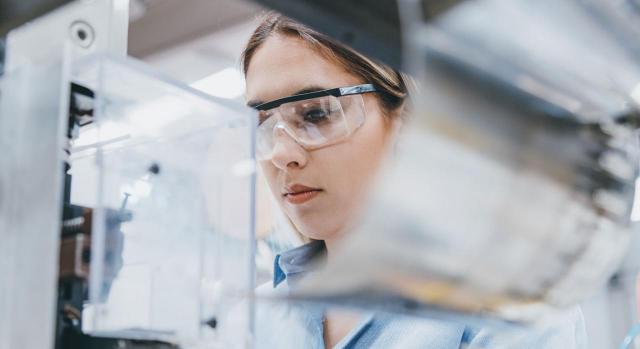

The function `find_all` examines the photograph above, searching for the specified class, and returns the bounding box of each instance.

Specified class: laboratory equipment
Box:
[0,1,257,348]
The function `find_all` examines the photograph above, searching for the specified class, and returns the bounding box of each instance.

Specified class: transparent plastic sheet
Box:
[282,0,640,346]
[67,55,256,348]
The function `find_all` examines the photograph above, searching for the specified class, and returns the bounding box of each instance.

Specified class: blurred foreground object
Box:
[288,0,640,328]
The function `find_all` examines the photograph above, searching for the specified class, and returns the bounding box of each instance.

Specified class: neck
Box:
[322,237,341,261]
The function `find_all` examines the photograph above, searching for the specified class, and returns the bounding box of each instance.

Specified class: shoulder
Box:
[348,313,466,348]
[466,306,587,349]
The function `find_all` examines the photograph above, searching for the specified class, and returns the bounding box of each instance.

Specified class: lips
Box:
[283,184,322,205]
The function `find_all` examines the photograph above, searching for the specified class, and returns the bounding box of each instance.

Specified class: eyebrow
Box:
[246,85,328,109]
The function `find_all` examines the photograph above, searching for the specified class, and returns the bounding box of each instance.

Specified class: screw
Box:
[148,162,161,175]
[69,21,95,49]
[204,316,218,329]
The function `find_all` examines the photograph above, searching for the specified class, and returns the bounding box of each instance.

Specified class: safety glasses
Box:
[254,84,379,160]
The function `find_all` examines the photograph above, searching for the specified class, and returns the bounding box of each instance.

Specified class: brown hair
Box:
[241,12,411,117]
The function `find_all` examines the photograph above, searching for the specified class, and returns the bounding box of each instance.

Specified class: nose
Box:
[270,125,308,170]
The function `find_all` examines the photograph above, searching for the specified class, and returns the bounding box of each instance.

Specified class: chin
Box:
[292,216,345,241]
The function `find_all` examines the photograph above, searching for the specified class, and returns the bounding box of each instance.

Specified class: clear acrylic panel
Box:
[68,54,255,348]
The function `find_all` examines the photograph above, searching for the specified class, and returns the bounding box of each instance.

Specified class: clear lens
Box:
[256,114,277,160]
[281,95,345,147]
[256,94,366,160]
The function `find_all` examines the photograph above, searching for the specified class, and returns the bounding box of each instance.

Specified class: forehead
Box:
[245,35,362,104]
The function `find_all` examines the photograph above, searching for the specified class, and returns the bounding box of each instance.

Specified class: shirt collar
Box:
[273,239,326,288]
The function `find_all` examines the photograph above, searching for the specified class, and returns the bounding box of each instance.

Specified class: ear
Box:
[386,113,404,145]
[382,115,404,159]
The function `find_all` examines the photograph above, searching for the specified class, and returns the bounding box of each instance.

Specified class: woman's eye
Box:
[302,107,330,123]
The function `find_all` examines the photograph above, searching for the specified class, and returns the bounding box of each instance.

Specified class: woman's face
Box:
[245,35,397,245]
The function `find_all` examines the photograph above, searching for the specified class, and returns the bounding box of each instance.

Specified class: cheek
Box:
[322,113,391,201]
[259,161,280,196]
[350,113,391,170]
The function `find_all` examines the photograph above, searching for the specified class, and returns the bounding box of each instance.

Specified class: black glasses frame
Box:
[254,84,378,111]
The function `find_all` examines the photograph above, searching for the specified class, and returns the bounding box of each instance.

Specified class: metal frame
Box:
[4,0,128,72]
[254,83,378,110]
[0,1,128,348]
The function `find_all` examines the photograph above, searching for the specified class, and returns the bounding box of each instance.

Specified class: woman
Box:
[242,12,586,349]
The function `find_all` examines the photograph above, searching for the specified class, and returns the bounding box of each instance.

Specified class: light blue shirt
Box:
[254,240,588,349]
